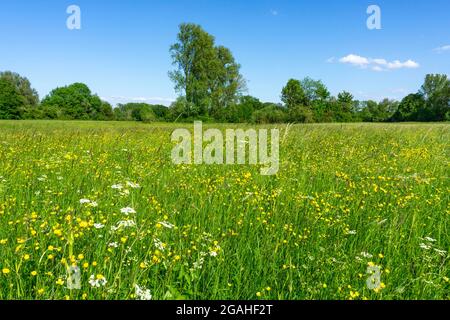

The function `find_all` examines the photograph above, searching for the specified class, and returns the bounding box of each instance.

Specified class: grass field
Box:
[0,120,449,300]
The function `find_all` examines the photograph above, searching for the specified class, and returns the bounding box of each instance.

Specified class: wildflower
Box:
[2,268,10,275]
[56,278,64,286]
[111,220,136,231]
[210,251,218,257]
[126,181,141,189]
[108,242,119,248]
[94,223,105,229]
[89,274,107,288]
[153,238,165,251]
[120,207,136,215]
[31,271,38,276]
[256,292,262,297]
[158,221,175,229]
[420,243,431,250]
[135,284,152,300]
[80,199,91,204]
[360,252,373,259]
[111,184,123,190]
[434,248,447,257]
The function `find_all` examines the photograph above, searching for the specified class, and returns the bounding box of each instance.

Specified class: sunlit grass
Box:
[0,121,448,300]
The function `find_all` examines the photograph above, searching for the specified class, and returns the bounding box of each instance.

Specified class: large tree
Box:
[394,93,425,121]
[169,23,245,117]
[419,74,449,121]
[0,71,39,119]
[0,78,26,119]
[281,79,308,109]
[40,83,109,120]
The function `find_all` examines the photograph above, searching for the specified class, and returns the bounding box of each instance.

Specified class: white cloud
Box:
[270,9,279,16]
[326,57,336,63]
[372,66,384,72]
[339,54,370,67]
[434,45,450,53]
[337,54,419,71]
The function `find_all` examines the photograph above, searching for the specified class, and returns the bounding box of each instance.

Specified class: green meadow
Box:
[0,121,448,300]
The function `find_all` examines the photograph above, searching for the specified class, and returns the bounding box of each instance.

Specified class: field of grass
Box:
[0,120,449,300]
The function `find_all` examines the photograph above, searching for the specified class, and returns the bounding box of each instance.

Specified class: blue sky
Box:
[0,0,449,106]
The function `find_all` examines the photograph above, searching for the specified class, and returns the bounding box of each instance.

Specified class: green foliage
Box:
[252,104,287,124]
[393,94,425,121]
[0,71,39,119]
[169,23,245,118]
[0,78,26,119]
[40,83,109,120]
[114,103,157,122]
[281,79,308,109]
[419,74,450,121]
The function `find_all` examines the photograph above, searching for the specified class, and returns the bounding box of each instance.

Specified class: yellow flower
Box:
[37,288,44,295]
[48,245,55,251]
[78,254,84,260]
[83,262,89,269]
[56,278,64,286]
[2,268,10,275]
[378,253,384,259]
[92,261,98,267]
[23,254,30,261]
[31,271,38,276]
[79,221,89,228]
[256,292,262,297]
[47,254,55,260]
[140,262,147,269]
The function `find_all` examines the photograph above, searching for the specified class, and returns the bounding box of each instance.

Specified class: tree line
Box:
[1,23,449,123]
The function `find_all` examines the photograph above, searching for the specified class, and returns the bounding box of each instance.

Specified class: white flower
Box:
[154,238,165,251]
[120,207,136,215]
[89,274,107,287]
[434,248,447,256]
[80,199,91,204]
[94,223,105,229]
[135,284,152,300]
[347,230,357,235]
[424,237,437,243]
[111,184,123,190]
[89,201,98,208]
[126,181,141,189]
[360,252,373,258]
[419,243,431,250]
[111,220,136,231]
[158,221,175,229]
[108,242,119,248]
[210,251,218,257]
